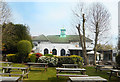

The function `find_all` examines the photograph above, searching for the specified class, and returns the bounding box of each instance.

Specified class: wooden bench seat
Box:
[100,68,111,71]
[0,73,23,76]
[60,71,81,73]
[56,74,88,77]
[0,71,30,80]
[10,70,22,72]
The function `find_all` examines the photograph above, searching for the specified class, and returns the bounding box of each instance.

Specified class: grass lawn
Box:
[1,63,120,82]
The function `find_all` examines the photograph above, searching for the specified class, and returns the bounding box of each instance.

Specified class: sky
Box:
[5,0,119,47]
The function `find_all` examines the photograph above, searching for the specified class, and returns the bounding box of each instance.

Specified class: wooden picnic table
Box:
[0,76,20,82]
[109,69,120,80]
[69,76,108,82]
[25,62,48,71]
[96,65,113,72]
[62,64,78,68]
[95,65,105,72]
[0,62,12,66]
[56,68,87,78]
[2,66,29,80]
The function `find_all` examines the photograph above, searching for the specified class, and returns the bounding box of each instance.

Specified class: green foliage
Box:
[44,54,53,57]
[70,55,83,67]
[30,55,36,62]
[57,55,83,67]
[17,40,32,63]
[116,54,120,67]
[2,23,18,53]
[38,56,58,67]
[2,22,32,54]
[7,54,18,63]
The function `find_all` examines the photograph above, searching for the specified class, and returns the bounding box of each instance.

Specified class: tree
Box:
[88,3,110,65]
[72,3,89,65]
[2,23,32,53]
[17,40,32,63]
[0,0,12,55]
[2,23,17,53]
[96,43,113,51]
[14,24,32,42]
[0,0,11,24]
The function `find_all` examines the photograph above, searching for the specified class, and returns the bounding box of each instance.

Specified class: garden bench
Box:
[2,66,29,80]
[0,76,20,82]
[95,65,113,72]
[0,62,12,66]
[0,71,30,80]
[56,68,87,78]
[60,71,81,73]
[62,64,78,68]
[25,62,48,71]
[109,69,120,80]
[56,74,88,77]
[69,76,108,82]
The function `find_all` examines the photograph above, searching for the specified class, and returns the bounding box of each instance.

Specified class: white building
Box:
[32,28,94,57]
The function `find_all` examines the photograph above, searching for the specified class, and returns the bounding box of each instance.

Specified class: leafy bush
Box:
[70,55,83,67]
[38,55,83,67]
[17,40,32,63]
[57,55,83,67]
[116,54,120,67]
[38,56,58,66]
[30,55,36,62]
[44,54,53,57]
[7,54,18,62]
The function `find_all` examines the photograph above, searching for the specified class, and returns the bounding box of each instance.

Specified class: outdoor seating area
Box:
[0,61,119,81]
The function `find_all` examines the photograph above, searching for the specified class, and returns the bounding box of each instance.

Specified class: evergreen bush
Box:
[17,40,32,63]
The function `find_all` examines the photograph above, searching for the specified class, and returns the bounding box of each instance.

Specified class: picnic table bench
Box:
[69,76,108,82]
[109,69,120,80]
[0,62,12,67]
[0,76,20,82]
[25,62,48,71]
[56,68,87,78]
[62,64,78,68]
[2,66,29,80]
[95,65,113,72]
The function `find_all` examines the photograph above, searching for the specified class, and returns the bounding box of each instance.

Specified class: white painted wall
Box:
[33,41,93,56]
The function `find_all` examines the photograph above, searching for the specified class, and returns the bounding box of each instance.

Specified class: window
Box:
[44,48,49,55]
[52,49,57,55]
[61,49,66,56]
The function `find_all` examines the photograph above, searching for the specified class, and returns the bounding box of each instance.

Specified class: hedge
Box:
[57,55,83,67]
[38,55,83,67]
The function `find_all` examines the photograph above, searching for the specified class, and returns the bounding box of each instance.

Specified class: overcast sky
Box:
[6,0,119,47]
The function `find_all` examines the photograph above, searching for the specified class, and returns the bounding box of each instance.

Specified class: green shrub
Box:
[70,55,83,67]
[116,54,120,67]
[38,55,83,67]
[57,55,83,67]
[57,56,74,66]
[17,40,32,63]
[7,54,18,63]
[30,55,36,62]
[44,54,53,57]
[38,56,58,66]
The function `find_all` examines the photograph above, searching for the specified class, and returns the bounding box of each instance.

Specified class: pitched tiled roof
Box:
[32,34,49,41]
[32,35,92,43]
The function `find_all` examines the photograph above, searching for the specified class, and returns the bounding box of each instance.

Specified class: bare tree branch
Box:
[88,3,111,65]
[0,0,11,24]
